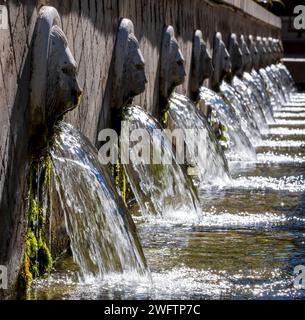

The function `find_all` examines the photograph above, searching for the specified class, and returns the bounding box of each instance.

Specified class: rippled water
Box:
[27,69,305,300]
[274,112,305,119]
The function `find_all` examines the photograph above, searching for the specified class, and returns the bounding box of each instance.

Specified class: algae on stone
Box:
[18,156,53,290]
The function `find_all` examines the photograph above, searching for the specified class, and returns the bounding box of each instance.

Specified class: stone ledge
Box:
[217,0,282,29]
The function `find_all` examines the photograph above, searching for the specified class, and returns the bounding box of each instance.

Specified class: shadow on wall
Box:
[0,24,33,298]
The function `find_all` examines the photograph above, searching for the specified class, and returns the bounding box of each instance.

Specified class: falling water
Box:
[168,93,230,185]
[259,68,284,108]
[199,86,256,161]
[232,76,268,132]
[220,80,262,144]
[121,105,201,220]
[50,122,147,281]
[268,64,295,103]
[249,69,275,122]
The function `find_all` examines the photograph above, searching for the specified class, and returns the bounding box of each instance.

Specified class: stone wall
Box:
[0,0,281,294]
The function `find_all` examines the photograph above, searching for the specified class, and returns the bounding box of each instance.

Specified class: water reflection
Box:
[28,65,305,300]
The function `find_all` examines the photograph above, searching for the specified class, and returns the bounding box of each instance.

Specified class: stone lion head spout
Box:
[273,38,282,63]
[29,6,82,153]
[46,26,83,125]
[212,32,231,90]
[270,38,279,64]
[248,35,260,71]
[262,37,272,66]
[268,37,278,65]
[190,30,214,101]
[256,36,267,68]
[240,35,252,73]
[112,18,147,111]
[159,25,186,110]
[228,33,243,78]
[277,39,284,61]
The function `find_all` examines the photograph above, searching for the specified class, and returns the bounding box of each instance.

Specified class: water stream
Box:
[168,93,231,185]
[120,105,201,220]
[50,123,147,281]
[199,86,256,161]
[27,63,305,300]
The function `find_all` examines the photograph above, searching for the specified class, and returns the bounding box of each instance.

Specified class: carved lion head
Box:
[190,30,214,98]
[160,25,186,101]
[46,26,83,125]
[228,33,243,76]
[212,32,232,89]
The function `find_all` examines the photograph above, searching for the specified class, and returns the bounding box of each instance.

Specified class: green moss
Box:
[219,124,228,143]
[111,108,134,205]
[111,163,115,177]
[121,171,127,202]
[161,109,169,128]
[28,195,38,229]
[113,160,127,204]
[18,255,33,290]
[26,230,38,259]
[40,156,52,188]
[148,164,164,182]
[115,160,121,189]
[18,156,53,292]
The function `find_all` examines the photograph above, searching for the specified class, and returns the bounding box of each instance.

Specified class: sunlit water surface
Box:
[27,93,305,300]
